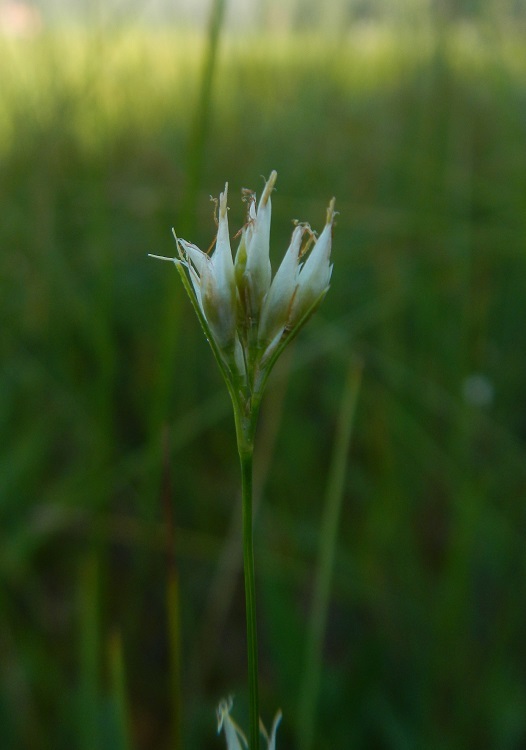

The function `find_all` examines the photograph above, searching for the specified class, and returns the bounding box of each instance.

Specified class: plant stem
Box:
[235,406,260,750]
[297,359,363,749]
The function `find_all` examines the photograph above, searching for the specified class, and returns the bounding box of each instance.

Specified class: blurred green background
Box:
[2,0,526,748]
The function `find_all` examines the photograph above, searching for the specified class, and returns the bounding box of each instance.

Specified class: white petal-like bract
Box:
[217,699,248,750]
[243,170,276,316]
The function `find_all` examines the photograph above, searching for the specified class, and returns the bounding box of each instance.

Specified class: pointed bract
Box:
[180,239,207,276]
[259,710,282,750]
[290,198,335,327]
[258,224,303,346]
[175,186,236,350]
[266,710,282,750]
[243,171,276,317]
[199,184,236,348]
[212,183,235,295]
[218,700,281,750]
[217,699,248,750]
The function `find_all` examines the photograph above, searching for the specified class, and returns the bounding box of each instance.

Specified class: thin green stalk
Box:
[78,554,100,750]
[162,427,183,750]
[108,630,132,750]
[235,407,260,750]
[180,0,227,236]
[297,359,363,749]
[167,568,183,750]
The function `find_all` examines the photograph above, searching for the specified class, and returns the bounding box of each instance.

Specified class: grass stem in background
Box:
[145,0,227,556]
[162,426,183,750]
[167,569,183,750]
[78,554,101,750]
[297,359,363,749]
[180,0,227,235]
[108,630,132,750]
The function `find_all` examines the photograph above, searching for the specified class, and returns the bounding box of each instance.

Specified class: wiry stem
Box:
[234,403,260,750]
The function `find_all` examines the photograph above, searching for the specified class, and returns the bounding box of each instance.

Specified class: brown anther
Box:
[260,170,277,207]
[326,197,337,224]
[241,188,257,224]
[241,188,255,202]
[206,237,217,256]
[210,195,219,227]
[298,223,317,258]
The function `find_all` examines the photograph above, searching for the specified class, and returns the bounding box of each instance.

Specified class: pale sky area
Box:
[2,0,520,34]
[1,0,334,29]
[0,0,381,36]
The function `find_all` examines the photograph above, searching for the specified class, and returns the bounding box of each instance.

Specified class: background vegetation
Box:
[1,1,526,748]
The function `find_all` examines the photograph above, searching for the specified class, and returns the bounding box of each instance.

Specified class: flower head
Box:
[149,171,335,401]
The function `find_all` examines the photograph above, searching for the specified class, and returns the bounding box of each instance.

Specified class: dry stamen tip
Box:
[327,197,336,223]
[241,188,256,223]
[241,188,255,202]
[260,169,278,207]
[206,237,217,256]
[218,182,229,220]
[210,195,219,227]
[299,224,317,258]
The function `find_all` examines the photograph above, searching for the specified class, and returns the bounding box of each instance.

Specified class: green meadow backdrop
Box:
[2,2,526,748]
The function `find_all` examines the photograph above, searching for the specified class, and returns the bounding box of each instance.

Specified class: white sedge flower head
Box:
[150,172,335,398]
[217,698,281,750]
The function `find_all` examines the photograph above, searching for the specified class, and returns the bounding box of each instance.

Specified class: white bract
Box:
[240,170,275,318]
[217,698,282,750]
[260,709,282,750]
[258,223,304,350]
[291,205,334,325]
[217,698,248,750]
[149,171,335,397]
[177,184,236,350]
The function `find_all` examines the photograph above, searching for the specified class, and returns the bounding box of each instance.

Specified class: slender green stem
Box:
[297,359,363,749]
[108,630,131,750]
[180,0,226,236]
[235,405,260,750]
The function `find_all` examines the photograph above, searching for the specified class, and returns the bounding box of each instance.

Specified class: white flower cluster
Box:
[151,171,335,394]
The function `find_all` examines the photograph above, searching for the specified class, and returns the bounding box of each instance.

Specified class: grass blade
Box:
[297,358,363,749]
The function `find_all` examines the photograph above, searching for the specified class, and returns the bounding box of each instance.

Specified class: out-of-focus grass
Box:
[1,16,526,749]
